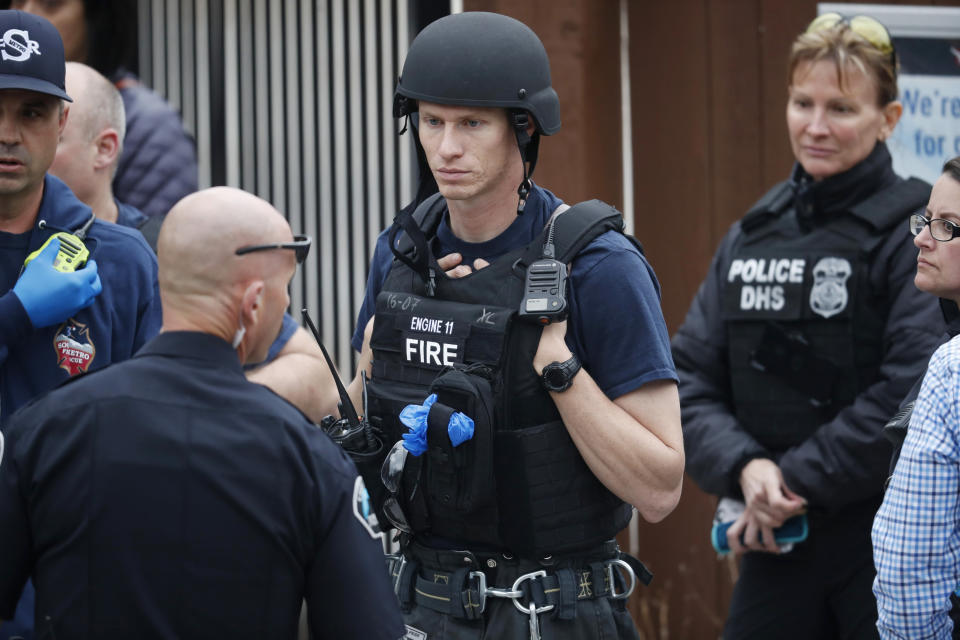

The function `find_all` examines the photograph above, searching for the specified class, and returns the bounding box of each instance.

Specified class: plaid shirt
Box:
[873,335,960,639]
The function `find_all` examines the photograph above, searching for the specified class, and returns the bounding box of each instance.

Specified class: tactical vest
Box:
[723,178,929,450]
[366,194,634,556]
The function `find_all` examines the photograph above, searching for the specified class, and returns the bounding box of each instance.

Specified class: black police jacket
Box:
[672,144,942,512]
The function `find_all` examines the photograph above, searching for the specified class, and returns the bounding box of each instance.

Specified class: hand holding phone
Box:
[711,497,808,555]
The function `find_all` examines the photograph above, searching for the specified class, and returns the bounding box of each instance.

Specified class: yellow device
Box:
[23,214,95,273]
[23,232,91,273]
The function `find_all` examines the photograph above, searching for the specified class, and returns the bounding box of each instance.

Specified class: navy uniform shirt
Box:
[0,331,404,640]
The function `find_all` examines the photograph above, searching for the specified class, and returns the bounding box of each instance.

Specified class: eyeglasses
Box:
[235,234,312,264]
[805,12,897,68]
[910,213,960,242]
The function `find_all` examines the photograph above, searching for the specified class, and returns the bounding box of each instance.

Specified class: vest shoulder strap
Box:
[412,191,447,228]
[549,199,639,263]
[395,191,447,255]
[848,177,931,232]
[740,180,793,234]
[399,195,640,265]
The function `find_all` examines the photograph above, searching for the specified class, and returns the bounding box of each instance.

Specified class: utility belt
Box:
[386,539,651,629]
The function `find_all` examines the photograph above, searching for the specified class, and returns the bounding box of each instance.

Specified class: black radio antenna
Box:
[301,308,361,427]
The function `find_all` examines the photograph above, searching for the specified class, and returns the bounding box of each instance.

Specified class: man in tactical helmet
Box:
[350,12,683,639]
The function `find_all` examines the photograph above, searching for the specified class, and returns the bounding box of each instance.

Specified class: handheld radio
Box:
[23,214,96,273]
[301,309,389,528]
[301,309,380,453]
[519,215,568,324]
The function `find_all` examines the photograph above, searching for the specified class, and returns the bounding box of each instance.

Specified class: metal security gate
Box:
[136,0,442,374]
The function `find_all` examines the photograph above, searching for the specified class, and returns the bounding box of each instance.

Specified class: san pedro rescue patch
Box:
[53,319,96,376]
[353,475,384,541]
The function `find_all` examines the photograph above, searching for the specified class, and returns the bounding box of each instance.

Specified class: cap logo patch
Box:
[0,28,40,62]
[53,318,96,376]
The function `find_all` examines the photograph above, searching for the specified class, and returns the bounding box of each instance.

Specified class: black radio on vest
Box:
[519,212,569,324]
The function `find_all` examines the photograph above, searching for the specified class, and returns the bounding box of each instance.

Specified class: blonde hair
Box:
[788,22,898,106]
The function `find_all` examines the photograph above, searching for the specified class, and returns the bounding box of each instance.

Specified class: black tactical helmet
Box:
[393,12,560,135]
[394,12,559,214]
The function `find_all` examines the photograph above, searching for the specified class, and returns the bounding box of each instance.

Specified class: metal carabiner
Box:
[511,570,555,616]
[389,553,407,596]
[528,602,541,640]
[468,570,523,616]
[606,558,637,600]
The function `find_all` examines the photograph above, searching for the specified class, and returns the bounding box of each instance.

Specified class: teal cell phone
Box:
[711,513,809,555]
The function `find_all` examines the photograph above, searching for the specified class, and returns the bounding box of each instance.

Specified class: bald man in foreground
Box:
[0,188,405,640]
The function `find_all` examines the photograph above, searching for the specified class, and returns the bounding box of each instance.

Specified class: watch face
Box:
[545,366,567,389]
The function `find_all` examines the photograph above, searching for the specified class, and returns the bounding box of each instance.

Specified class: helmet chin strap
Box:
[511,111,540,216]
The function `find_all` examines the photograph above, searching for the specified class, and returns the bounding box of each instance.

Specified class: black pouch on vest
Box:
[494,419,630,556]
[418,363,500,542]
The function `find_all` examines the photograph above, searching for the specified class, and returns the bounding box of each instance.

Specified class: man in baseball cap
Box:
[0,10,71,100]
[0,10,161,639]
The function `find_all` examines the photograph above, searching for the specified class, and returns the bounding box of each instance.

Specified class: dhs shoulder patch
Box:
[352,475,384,541]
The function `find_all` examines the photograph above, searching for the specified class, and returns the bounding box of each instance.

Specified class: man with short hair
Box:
[0,187,406,640]
[0,10,161,638]
[351,12,684,639]
[50,61,162,248]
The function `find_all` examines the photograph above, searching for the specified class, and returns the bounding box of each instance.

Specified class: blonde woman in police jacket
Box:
[672,14,941,640]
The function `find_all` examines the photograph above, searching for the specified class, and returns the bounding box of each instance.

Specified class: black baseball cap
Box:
[0,10,71,102]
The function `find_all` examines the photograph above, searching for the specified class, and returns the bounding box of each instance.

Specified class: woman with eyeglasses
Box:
[873,157,960,639]
[672,13,943,639]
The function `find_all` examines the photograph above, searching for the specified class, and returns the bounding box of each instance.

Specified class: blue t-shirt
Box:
[352,184,676,399]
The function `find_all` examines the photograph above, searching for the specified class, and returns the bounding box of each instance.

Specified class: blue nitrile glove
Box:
[399,393,436,456]
[399,393,476,454]
[13,238,102,329]
[447,412,474,447]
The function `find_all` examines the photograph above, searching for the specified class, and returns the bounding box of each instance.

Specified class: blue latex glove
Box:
[13,238,102,329]
[399,393,476,454]
[447,412,474,447]
[399,393,436,456]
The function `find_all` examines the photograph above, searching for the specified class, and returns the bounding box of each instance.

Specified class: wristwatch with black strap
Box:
[540,354,581,392]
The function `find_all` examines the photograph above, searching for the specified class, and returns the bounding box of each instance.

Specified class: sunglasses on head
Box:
[235,234,312,264]
[805,12,897,68]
